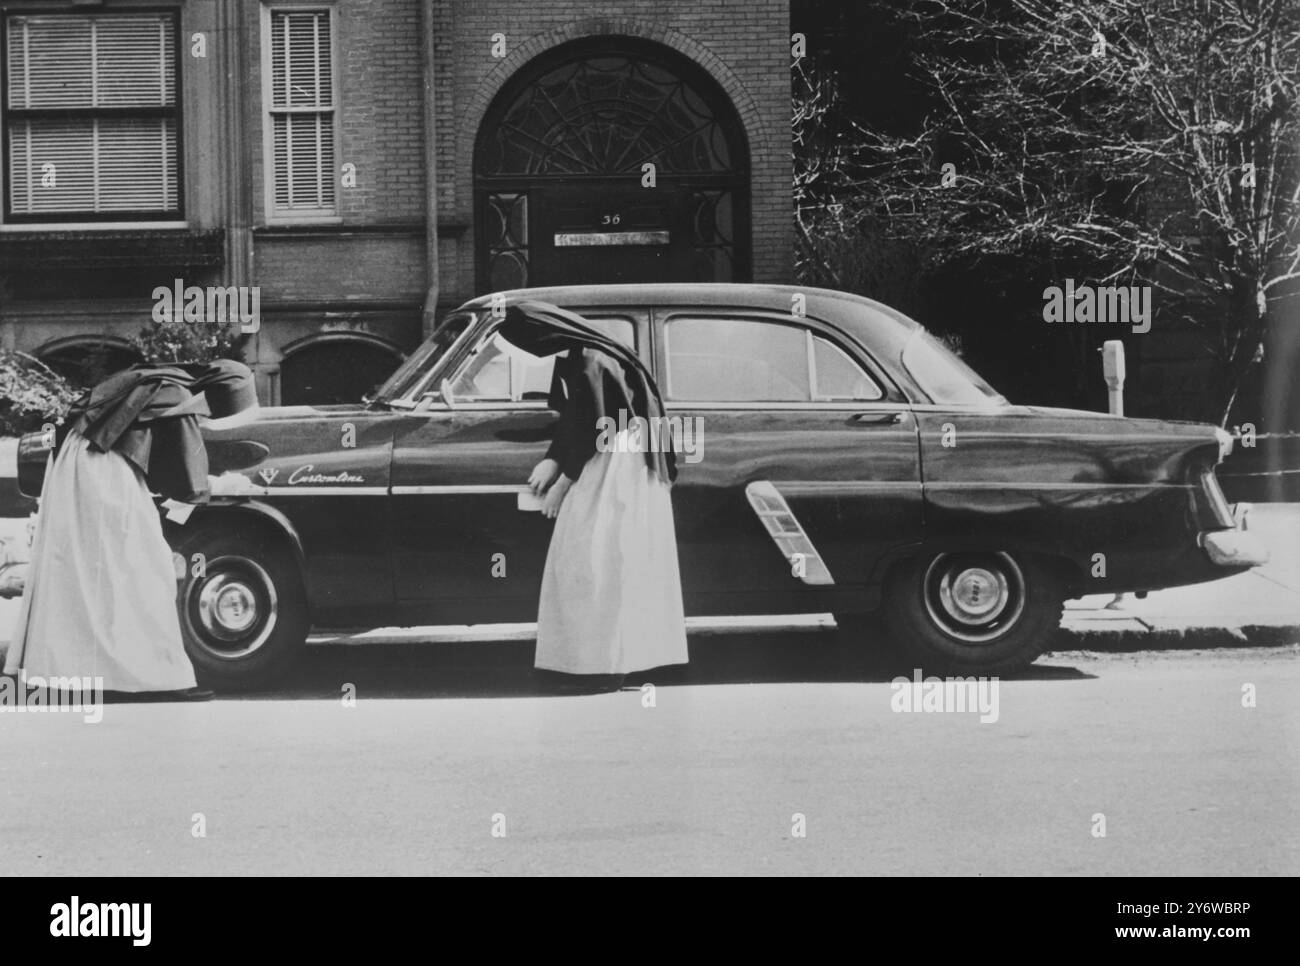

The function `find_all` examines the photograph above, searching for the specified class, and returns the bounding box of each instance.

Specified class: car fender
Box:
[165,499,308,576]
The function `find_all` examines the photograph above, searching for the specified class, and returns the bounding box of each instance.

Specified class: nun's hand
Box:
[528,458,560,495]
[208,472,257,496]
[541,474,572,519]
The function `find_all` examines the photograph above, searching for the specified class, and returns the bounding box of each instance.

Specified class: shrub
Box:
[0,349,78,438]
[132,311,246,365]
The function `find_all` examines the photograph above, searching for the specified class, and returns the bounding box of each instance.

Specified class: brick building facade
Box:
[0,0,792,403]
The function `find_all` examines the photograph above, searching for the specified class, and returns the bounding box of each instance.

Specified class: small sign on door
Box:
[553,231,670,247]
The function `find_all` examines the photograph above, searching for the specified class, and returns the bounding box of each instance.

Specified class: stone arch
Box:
[36,335,141,388]
[279,332,405,406]
[468,28,756,289]
[460,18,769,162]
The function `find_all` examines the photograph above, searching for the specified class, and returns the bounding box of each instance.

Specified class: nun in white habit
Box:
[4,360,258,699]
[499,302,689,693]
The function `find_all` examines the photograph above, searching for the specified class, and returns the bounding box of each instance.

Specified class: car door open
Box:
[388,311,645,624]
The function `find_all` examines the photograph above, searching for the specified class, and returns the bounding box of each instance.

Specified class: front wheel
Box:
[881,551,1063,675]
[171,522,308,690]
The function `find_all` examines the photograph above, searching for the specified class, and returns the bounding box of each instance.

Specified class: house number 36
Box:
[601,214,622,226]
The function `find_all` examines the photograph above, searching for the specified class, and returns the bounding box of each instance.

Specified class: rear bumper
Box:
[1199,519,1269,568]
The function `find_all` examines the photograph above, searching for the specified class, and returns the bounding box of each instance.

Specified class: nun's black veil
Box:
[497,312,585,358]
[497,301,677,483]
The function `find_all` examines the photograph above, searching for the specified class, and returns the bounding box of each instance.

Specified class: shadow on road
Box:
[223,628,1096,700]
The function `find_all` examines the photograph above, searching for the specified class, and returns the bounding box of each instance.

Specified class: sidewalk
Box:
[1062,503,1300,643]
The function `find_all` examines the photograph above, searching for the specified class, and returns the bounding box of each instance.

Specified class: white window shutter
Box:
[269,10,335,214]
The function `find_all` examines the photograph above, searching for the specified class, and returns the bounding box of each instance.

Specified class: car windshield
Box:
[372,312,474,403]
[902,330,1007,406]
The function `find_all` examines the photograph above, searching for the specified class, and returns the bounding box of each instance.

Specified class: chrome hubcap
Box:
[185,556,278,658]
[923,553,1025,644]
[942,566,1006,624]
[199,576,259,638]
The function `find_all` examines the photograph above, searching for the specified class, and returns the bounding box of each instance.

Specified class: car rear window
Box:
[901,330,1005,406]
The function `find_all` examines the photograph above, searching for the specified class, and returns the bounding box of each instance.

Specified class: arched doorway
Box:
[280,336,404,405]
[39,338,141,389]
[475,38,750,290]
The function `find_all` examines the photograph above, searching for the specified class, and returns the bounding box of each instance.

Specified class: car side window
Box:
[587,316,636,350]
[813,336,883,401]
[663,316,882,403]
[446,316,636,404]
[448,332,540,401]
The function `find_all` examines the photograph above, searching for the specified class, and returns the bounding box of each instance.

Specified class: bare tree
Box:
[797,0,1299,425]
[793,58,937,321]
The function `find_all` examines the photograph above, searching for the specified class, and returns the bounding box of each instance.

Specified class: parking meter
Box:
[1102,340,1125,416]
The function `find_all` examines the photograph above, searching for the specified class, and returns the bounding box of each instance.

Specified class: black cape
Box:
[63,361,254,503]
[499,301,677,484]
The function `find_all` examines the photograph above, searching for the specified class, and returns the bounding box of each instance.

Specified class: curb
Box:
[1055,624,1299,652]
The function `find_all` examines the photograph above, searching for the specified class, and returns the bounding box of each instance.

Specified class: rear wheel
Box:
[171,522,308,690]
[881,551,1063,675]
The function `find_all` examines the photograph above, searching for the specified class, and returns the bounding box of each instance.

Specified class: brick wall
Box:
[435,0,793,305]
[255,234,427,302]
[245,1,793,292]
[336,0,427,223]
[246,0,426,226]
[6,0,794,402]
[244,0,794,325]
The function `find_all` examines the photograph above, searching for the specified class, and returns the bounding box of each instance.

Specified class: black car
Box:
[17,283,1268,687]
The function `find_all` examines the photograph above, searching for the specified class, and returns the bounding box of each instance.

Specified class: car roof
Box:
[453,283,927,400]
[458,282,920,331]
[456,284,923,377]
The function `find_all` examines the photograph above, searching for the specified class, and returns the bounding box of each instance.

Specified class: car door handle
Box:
[849,412,904,425]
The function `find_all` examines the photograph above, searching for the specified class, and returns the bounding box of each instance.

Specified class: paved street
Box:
[1,638,1296,876]
[4,442,1298,875]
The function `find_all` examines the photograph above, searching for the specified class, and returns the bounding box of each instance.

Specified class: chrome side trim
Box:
[392,484,529,495]
[924,481,1188,490]
[661,401,910,412]
[416,400,914,413]
[415,401,552,412]
[247,481,1183,496]
[260,487,389,496]
[903,403,1015,413]
[777,480,923,494]
[744,481,835,586]
[921,431,1206,441]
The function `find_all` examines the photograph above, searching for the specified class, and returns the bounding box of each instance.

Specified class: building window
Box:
[3,12,181,223]
[265,8,335,218]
